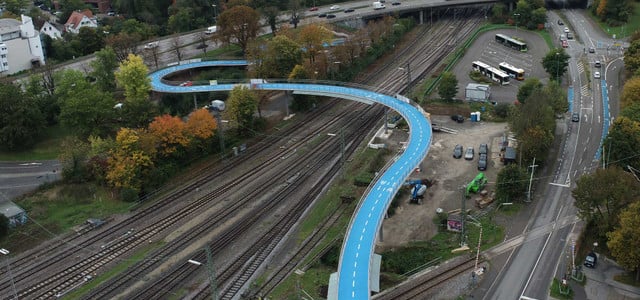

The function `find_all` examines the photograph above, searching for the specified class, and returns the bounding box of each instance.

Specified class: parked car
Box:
[588,47,595,53]
[309,6,319,11]
[318,13,327,17]
[392,1,401,5]
[326,14,336,19]
[584,251,597,268]
[464,147,474,160]
[144,42,159,50]
[595,60,601,68]
[571,112,580,122]
[344,8,355,13]
[557,19,564,25]
[479,143,488,155]
[566,32,574,39]
[564,27,570,33]
[594,71,601,79]
[478,154,488,171]
[451,114,464,123]
[179,81,193,87]
[453,144,463,159]
[330,5,340,10]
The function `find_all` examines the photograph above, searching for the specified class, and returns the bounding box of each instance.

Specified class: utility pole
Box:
[461,185,466,247]
[526,157,537,202]
[205,246,217,300]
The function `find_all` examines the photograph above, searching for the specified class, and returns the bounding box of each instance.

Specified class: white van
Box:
[205,26,217,34]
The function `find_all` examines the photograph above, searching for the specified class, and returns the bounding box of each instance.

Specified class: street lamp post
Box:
[209,100,226,159]
[513,13,520,33]
[211,3,218,24]
[188,246,217,300]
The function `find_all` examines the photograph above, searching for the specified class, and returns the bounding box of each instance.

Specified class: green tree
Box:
[624,39,640,75]
[517,78,543,104]
[56,70,117,137]
[91,47,119,93]
[24,74,59,126]
[4,0,29,15]
[57,0,88,25]
[607,201,640,281]
[224,85,259,136]
[0,82,45,150]
[77,27,105,56]
[59,137,91,183]
[115,54,151,102]
[249,35,302,78]
[495,164,528,202]
[216,5,261,53]
[620,102,640,122]
[573,166,640,239]
[438,72,458,102]
[604,117,640,170]
[544,80,568,114]
[542,48,570,82]
[621,77,640,109]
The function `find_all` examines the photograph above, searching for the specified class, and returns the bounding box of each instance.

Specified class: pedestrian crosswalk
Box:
[581,84,590,96]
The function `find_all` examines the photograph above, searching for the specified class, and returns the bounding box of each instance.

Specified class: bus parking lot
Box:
[452,29,551,103]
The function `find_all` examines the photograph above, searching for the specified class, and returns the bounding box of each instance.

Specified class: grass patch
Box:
[614,271,640,287]
[589,5,640,39]
[0,125,72,161]
[550,277,573,299]
[1,183,132,253]
[63,240,166,299]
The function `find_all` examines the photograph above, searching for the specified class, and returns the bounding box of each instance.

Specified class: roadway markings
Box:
[580,84,590,97]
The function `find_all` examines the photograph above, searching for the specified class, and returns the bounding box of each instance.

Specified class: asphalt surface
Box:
[0,161,61,202]
[472,9,636,300]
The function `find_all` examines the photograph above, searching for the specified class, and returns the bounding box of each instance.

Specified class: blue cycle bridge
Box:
[148,60,433,299]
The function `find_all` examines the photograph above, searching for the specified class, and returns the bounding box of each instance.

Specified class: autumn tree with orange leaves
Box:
[186,108,217,140]
[107,128,156,195]
[148,114,191,156]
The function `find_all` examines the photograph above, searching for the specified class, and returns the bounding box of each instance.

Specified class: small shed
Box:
[465,83,491,102]
[0,201,27,227]
[503,147,517,165]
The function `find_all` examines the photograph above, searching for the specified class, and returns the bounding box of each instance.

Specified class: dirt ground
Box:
[377,115,510,250]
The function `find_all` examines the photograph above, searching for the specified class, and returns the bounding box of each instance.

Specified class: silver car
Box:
[464,147,474,160]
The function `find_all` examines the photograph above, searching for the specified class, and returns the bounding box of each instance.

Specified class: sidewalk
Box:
[580,255,640,300]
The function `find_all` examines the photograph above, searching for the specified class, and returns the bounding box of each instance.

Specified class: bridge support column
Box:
[419,9,424,25]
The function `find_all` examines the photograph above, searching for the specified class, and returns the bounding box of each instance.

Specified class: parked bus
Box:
[472,61,510,85]
[499,62,525,80]
[495,33,528,52]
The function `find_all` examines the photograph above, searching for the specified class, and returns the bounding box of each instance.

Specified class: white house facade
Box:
[64,10,98,34]
[40,21,62,40]
[0,14,46,75]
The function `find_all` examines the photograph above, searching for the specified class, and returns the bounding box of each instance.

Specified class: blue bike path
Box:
[148,60,432,299]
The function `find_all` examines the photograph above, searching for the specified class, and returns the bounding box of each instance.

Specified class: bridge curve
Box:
[148,60,432,299]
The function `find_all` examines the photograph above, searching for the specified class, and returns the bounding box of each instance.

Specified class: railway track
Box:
[374,257,482,300]
[1,10,488,300]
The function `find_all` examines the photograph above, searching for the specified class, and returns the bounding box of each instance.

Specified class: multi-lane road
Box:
[477,9,626,300]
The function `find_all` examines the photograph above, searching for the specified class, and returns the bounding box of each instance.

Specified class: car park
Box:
[326,14,336,19]
[478,154,488,171]
[453,144,463,159]
[344,8,355,13]
[330,5,340,10]
[479,143,488,155]
[464,147,474,160]
[594,71,601,79]
[451,114,464,123]
[589,47,595,53]
[571,112,580,122]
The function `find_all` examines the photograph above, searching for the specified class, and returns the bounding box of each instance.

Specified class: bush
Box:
[120,188,139,202]
[0,214,9,239]
[494,103,510,119]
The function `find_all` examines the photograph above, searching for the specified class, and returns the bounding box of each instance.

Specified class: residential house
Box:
[0,14,46,75]
[40,21,62,40]
[64,10,97,34]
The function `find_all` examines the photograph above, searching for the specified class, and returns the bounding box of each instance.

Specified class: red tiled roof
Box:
[65,9,94,30]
